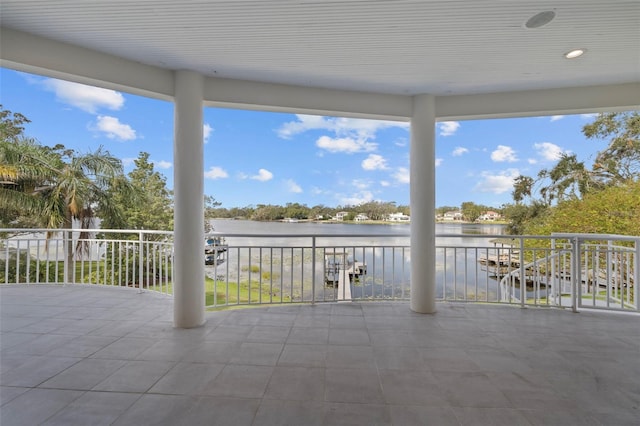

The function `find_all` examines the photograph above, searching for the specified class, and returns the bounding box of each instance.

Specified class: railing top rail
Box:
[2,229,638,242]
[206,232,410,238]
[207,232,572,240]
[436,234,560,240]
[1,228,173,236]
[551,232,640,242]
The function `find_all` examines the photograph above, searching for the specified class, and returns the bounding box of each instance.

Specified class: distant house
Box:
[443,211,464,221]
[354,214,369,222]
[478,211,502,221]
[334,211,349,221]
[388,212,410,222]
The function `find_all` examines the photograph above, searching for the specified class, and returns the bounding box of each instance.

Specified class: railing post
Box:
[635,238,640,311]
[311,236,316,305]
[519,237,525,308]
[63,231,69,286]
[4,239,9,284]
[571,236,580,313]
[138,231,144,294]
[551,238,557,306]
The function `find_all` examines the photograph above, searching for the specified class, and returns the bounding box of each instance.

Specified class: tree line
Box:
[1,106,173,235]
[1,106,414,231]
[3,106,638,238]
[502,111,639,236]
[205,201,411,222]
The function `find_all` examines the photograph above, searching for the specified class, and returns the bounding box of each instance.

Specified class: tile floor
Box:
[1,285,638,425]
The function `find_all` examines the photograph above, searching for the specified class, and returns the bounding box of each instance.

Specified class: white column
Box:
[410,94,437,314]
[173,70,205,328]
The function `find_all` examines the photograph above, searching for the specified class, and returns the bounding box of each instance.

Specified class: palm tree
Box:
[0,138,54,227]
[1,138,131,282]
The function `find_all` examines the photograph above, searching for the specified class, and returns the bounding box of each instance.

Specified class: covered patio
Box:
[1,2,639,424]
[2,0,639,327]
[1,285,639,425]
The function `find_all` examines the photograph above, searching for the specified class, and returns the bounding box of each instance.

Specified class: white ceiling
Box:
[1,0,639,97]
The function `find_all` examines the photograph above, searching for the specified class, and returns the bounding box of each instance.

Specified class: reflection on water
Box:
[211,219,412,236]
[210,220,512,301]
[437,222,507,236]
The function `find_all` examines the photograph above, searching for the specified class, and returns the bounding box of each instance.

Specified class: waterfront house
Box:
[334,211,349,221]
[388,212,410,222]
[478,210,502,221]
[1,2,638,424]
[443,210,464,221]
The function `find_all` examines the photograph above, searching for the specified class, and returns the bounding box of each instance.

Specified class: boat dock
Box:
[205,237,228,265]
[324,250,367,301]
[477,250,521,277]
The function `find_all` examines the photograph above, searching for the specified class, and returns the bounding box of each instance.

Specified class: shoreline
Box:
[211,217,508,226]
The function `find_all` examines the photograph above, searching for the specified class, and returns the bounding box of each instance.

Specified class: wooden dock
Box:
[335,267,352,301]
[324,250,367,301]
[477,251,520,277]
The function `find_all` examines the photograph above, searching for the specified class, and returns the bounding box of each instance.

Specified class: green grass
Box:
[146,276,288,307]
[205,277,287,306]
[49,258,289,307]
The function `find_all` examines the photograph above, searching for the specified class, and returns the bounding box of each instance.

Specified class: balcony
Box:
[2,229,637,312]
[1,229,639,425]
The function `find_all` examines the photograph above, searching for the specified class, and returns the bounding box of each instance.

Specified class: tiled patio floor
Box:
[1,285,638,425]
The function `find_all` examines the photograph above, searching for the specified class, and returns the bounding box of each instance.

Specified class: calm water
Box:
[211,219,506,239]
[209,220,510,301]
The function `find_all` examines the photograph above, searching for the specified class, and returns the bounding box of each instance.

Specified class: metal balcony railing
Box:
[1,229,637,313]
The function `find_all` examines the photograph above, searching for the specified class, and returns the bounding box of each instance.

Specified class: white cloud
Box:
[452,147,469,156]
[277,114,408,140]
[533,142,570,162]
[251,169,273,181]
[394,137,408,147]
[204,166,229,179]
[122,157,136,167]
[316,136,377,153]
[277,115,328,139]
[581,113,598,120]
[550,115,565,122]
[474,169,520,194]
[203,123,213,143]
[380,180,390,187]
[340,191,374,206]
[362,154,389,170]
[435,158,443,167]
[491,145,518,162]
[528,158,538,164]
[285,179,302,193]
[43,79,124,113]
[153,160,172,169]
[393,167,410,184]
[351,179,371,190]
[438,121,460,136]
[94,115,136,141]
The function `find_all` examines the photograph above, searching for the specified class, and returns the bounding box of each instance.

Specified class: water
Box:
[208,220,510,301]
[211,219,506,239]
[210,219,413,236]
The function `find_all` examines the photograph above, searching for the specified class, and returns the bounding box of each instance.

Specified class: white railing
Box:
[204,233,410,307]
[552,233,639,312]
[1,229,637,313]
[0,228,174,295]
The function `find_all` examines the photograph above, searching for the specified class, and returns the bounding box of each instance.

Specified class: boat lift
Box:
[324,249,367,301]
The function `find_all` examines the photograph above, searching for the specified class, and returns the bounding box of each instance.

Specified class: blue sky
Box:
[1,67,608,209]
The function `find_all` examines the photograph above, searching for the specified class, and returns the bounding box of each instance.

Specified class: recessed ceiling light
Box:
[564,49,586,59]
[525,11,556,29]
